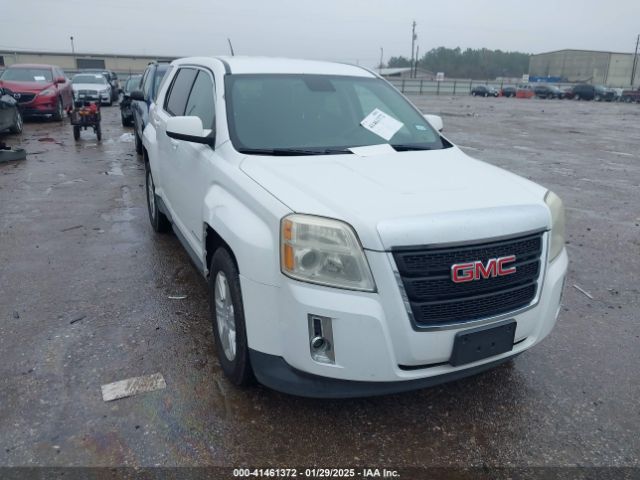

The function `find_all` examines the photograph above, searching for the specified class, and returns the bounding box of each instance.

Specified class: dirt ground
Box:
[0,96,639,469]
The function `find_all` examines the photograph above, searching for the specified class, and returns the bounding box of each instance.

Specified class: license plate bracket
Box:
[450,320,516,367]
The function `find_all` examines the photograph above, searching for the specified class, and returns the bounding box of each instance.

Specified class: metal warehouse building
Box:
[0,50,175,75]
[529,49,639,87]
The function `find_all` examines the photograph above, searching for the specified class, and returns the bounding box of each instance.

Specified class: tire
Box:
[145,163,171,233]
[471,91,476,96]
[595,95,601,102]
[96,123,102,141]
[52,97,63,121]
[574,94,580,101]
[135,128,143,155]
[484,92,488,97]
[209,247,253,386]
[73,126,80,141]
[9,109,23,134]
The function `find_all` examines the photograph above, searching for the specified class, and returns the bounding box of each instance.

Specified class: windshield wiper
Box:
[390,144,435,152]
[237,147,352,156]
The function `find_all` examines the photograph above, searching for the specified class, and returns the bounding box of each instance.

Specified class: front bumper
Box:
[250,349,516,398]
[19,97,58,116]
[242,246,568,396]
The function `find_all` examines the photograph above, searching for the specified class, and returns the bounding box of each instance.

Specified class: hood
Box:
[72,83,109,91]
[240,146,550,250]
[0,79,53,93]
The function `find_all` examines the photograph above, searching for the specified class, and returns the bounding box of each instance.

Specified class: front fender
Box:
[203,183,287,286]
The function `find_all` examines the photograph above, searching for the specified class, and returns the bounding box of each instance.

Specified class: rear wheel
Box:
[73,126,80,141]
[472,91,477,96]
[96,124,102,141]
[9,110,23,134]
[145,163,171,233]
[209,248,253,386]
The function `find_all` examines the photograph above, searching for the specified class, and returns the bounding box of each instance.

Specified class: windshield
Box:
[125,76,141,92]
[1,68,52,82]
[225,74,444,154]
[73,74,107,85]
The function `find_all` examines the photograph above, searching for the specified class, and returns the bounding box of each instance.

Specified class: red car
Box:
[0,64,74,120]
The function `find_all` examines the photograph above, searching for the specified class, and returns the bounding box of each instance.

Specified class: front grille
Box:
[393,232,544,327]
[16,93,36,104]
[78,89,99,97]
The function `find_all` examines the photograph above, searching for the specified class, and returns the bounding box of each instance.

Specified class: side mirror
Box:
[166,116,214,146]
[130,90,145,101]
[424,114,443,132]
[55,76,66,84]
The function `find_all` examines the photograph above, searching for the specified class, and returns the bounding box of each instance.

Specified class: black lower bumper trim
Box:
[249,349,515,399]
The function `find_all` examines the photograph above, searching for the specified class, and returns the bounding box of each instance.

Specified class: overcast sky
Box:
[2,0,639,66]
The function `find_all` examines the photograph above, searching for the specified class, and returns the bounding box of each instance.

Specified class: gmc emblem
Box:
[451,255,517,283]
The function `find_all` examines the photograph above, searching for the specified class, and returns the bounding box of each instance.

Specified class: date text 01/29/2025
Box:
[232,468,400,478]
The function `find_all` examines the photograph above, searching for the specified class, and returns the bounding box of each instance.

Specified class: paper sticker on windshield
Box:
[33,76,46,81]
[360,108,403,141]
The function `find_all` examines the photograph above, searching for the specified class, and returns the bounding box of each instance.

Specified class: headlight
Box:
[545,191,566,262]
[281,214,376,292]
[38,87,56,97]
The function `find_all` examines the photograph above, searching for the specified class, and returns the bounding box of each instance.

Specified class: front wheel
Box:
[9,110,23,134]
[52,97,63,121]
[73,126,80,141]
[96,123,102,141]
[471,91,477,96]
[145,164,171,233]
[209,248,253,386]
[135,128,143,155]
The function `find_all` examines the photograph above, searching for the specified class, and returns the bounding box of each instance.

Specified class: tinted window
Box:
[184,71,215,129]
[152,65,170,101]
[165,68,197,116]
[139,68,150,96]
[142,67,154,99]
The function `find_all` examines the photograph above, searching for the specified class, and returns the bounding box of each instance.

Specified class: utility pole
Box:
[414,45,420,78]
[632,34,640,87]
[70,36,76,70]
[379,47,384,73]
[227,38,235,56]
[410,21,417,78]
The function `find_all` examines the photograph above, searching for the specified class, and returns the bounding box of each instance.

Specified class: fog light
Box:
[308,314,335,364]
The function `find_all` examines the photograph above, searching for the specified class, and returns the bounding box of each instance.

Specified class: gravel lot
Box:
[0,96,638,469]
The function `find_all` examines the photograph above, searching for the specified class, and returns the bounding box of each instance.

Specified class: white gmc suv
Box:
[142,56,568,398]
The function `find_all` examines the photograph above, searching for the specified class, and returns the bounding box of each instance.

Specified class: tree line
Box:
[387,47,531,79]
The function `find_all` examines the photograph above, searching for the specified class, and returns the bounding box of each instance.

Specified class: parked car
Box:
[142,56,568,397]
[0,64,73,120]
[516,83,535,99]
[470,85,499,97]
[131,62,170,154]
[71,73,112,106]
[594,85,615,102]
[562,87,575,99]
[570,84,596,101]
[620,87,640,103]
[0,87,23,134]
[120,74,142,126]
[80,69,120,102]
[533,84,564,99]
[500,86,516,97]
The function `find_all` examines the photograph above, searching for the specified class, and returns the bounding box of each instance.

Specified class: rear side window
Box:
[165,68,197,116]
[184,71,215,129]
